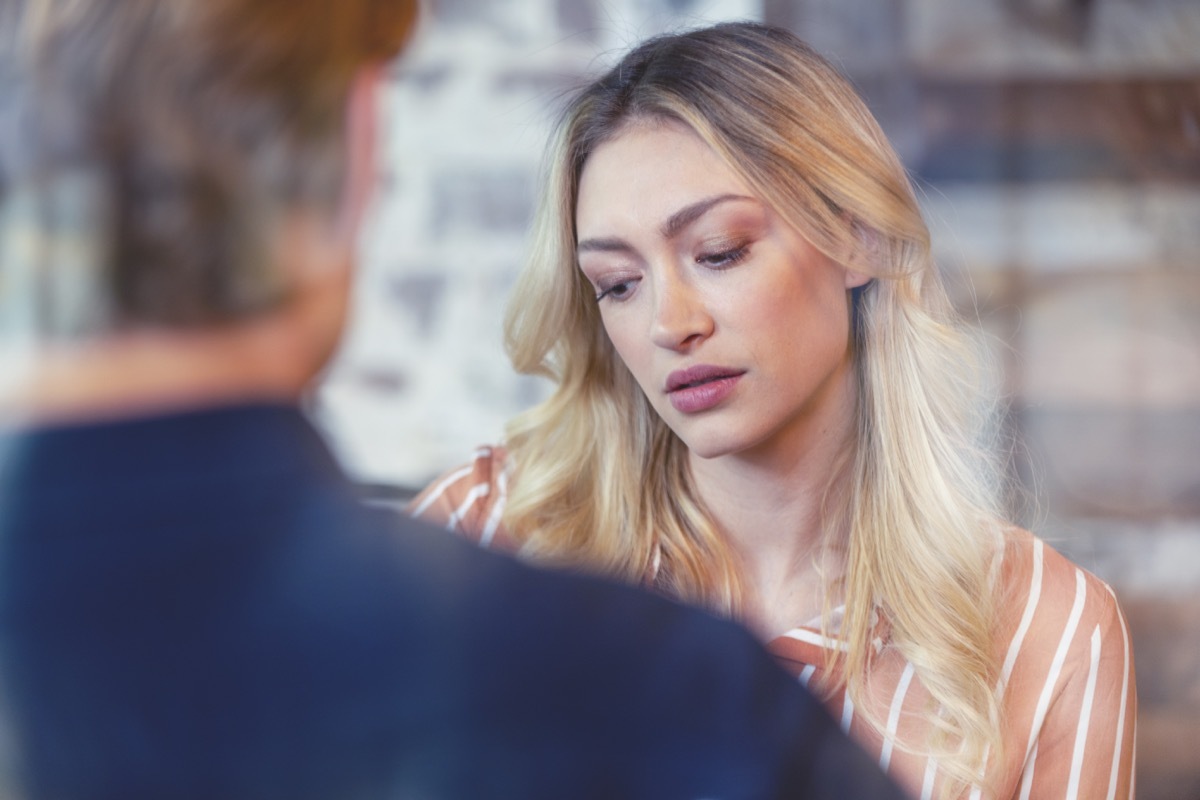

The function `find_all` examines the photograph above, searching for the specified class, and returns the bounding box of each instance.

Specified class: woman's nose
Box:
[649,271,713,351]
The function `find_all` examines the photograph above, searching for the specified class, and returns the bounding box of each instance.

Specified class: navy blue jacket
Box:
[0,403,903,800]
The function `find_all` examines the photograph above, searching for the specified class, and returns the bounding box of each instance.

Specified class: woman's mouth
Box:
[665,365,745,413]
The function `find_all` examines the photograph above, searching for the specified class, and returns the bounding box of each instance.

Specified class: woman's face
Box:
[575,120,868,464]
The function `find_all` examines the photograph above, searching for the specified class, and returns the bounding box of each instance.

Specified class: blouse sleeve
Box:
[1019,569,1137,799]
[405,445,513,550]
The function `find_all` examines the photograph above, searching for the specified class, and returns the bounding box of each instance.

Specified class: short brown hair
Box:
[0,0,416,335]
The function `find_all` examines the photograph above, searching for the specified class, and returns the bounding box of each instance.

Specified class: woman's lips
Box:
[665,365,745,413]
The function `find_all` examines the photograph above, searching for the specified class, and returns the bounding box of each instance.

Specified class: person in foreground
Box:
[0,3,908,799]
[411,22,1138,799]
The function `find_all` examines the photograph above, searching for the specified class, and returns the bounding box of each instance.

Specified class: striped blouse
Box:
[408,446,1137,799]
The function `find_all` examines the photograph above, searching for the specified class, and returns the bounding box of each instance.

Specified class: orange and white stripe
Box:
[410,446,1138,799]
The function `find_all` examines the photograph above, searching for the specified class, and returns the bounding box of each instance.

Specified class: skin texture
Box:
[575,119,868,470]
[575,120,870,636]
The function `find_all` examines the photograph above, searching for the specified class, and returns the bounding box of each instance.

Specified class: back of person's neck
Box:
[1,315,319,428]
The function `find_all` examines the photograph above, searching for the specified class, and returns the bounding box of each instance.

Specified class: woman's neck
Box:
[688,368,857,639]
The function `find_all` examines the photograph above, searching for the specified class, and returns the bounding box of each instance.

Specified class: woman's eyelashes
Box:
[595,275,639,302]
[696,243,750,269]
[587,239,752,303]
[590,245,748,302]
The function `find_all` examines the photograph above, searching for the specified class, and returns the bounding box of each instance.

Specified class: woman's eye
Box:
[596,278,638,302]
[697,244,749,269]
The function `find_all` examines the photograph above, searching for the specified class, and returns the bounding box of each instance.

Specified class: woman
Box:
[410,22,1135,799]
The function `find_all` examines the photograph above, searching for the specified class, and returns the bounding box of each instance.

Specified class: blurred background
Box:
[311,1,1200,796]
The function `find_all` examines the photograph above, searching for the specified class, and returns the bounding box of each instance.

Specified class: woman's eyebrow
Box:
[577,236,632,254]
[660,194,755,239]
[576,193,756,255]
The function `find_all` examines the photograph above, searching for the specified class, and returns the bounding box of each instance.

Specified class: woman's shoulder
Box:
[406,445,517,550]
[990,531,1137,795]
[993,526,1132,689]
[998,527,1124,623]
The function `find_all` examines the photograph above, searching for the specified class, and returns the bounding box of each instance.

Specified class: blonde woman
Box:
[410,22,1136,799]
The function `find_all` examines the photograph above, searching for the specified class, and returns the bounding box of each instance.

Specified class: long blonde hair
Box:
[503,22,1007,794]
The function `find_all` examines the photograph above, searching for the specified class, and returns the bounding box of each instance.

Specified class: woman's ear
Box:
[843,219,877,289]
[844,269,872,289]
[844,267,871,289]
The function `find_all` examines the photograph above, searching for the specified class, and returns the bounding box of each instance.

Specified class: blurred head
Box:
[0,0,417,341]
